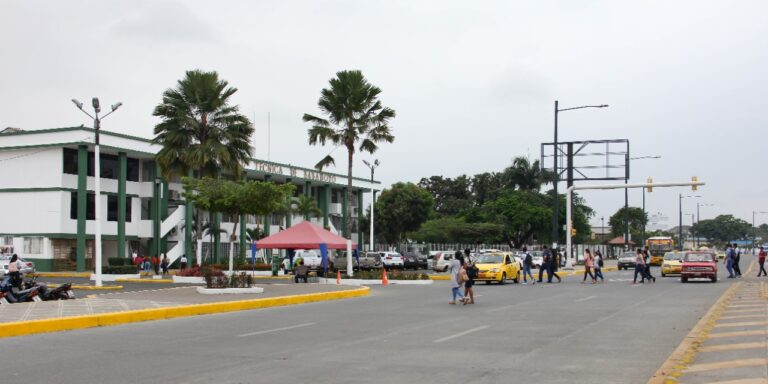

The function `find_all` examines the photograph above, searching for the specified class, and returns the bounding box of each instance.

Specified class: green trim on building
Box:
[117,152,127,259]
[0,126,153,144]
[342,187,348,238]
[23,258,54,273]
[249,157,381,185]
[358,191,364,248]
[0,233,139,241]
[322,185,330,228]
[77,145,87,272]
[185,170,194,262]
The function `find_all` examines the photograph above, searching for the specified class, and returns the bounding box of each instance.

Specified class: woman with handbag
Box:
[593,250,605,283]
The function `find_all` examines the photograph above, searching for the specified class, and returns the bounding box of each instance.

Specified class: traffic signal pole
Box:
[564,179,705,269]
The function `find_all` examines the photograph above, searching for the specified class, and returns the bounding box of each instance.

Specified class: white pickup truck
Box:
[294,249,334,270]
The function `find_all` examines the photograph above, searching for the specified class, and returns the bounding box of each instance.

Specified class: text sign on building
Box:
[252,161,337,184]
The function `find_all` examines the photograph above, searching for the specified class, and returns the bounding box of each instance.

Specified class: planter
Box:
[316,277,433,286]
[195,286,264,295]
[91,274,139,281]
[173,276,206,284]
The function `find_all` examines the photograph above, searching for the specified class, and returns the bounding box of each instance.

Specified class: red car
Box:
[681,251,718,283]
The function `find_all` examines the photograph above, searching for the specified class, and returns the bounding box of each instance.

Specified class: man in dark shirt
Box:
[548,247,562,283]
[538,246,551,283]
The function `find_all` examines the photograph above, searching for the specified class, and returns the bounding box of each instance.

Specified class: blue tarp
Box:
[320,243,328,274]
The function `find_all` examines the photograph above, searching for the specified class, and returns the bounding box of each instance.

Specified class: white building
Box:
[0,126,378,272]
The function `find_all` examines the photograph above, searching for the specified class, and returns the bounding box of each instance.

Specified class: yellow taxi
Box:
[661,251,684,277]
[475,252,520,284]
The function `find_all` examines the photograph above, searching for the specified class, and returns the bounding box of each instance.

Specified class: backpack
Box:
[597,256,604,268]
[524,253,533,266]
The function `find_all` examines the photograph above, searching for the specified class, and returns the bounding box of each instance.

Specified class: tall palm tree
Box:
[503,156,554,192]
[152,69,254,249]
[303,70,395,238]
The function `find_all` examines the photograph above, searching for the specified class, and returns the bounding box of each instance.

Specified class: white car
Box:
[433,251,456,272]
[530,251,544,269]
[294,249,333,270]
[378,251,404,268]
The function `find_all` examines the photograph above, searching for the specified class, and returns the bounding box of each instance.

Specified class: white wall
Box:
[0,191,66,234]
[0,147,63,189]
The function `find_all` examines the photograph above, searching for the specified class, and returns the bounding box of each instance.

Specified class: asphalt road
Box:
[1,266,735,384]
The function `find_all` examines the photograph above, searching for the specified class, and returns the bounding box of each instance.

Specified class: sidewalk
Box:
[0,283,368,338]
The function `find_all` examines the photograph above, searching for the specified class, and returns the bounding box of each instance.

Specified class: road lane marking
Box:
[703,379,768,384]
[719,314,766,320]
[714,321,768,328]
[237,322,316,337]
[698,342,766,353]
[722,308,765,314]
[433,325,489,343]
[685,358,768,373]
[726,304,763,309]
[708,330,767,339]
[574,295,597,303]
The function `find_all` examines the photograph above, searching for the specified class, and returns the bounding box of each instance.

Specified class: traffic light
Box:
[647,177,653,193]
[692,176,698,191]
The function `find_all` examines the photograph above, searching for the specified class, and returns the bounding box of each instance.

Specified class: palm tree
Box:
[202,221,228,265]
[152,70,254,255]
[303,70,395,239]
[502,156,554,192]
[293,195,322,221]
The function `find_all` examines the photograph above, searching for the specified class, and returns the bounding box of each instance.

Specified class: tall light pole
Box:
[696,203,714,247]
[678,194,700,250]
[627,155,661,247]
[363,159,379,252]
[552,101,608,248]
[752,211,767,248]
[72,98,122,286]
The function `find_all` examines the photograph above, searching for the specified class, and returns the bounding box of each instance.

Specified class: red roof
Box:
[256,221,355,250]
[606,236,635,245]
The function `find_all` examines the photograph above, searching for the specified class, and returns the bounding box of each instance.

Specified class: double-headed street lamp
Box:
[363,159,380,252]
[678,194,700,250]
[72,98,122,287]
[552,101,608,247]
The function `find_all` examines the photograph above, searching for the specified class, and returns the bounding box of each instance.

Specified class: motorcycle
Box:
[23,276,75,301]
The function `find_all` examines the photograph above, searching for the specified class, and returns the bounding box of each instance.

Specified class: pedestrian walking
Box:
[143,256,152,274]
[161,254,169,275]
[593,250,605,283]
[538,245,552,283]
[643,248,656,283]
[449,251,466,305]
[757,246,767,277]
[548,247,562,283]
[152,255,160,275]
[732,243,742,277]
[135,255,144,273]
[521,247,535,284]
[724,243,735,278]
[633,248,647,284]
[180,255,188,271]
[463,261,477,305]
[582,249,596,283]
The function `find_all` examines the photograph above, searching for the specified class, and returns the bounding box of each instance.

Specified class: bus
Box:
[645,236,675,265]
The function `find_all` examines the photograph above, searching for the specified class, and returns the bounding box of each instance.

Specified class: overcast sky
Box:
[1,0,766,230]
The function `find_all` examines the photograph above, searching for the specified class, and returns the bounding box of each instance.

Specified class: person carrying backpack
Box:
[593,250,605,283]
[521,246,535,285]
[538,246,552,283]
[463,260,478,305]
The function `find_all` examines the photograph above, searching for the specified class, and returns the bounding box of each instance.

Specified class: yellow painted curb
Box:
[429,275,451,280]
[647,281,741,383]
[115,278,174,284]
[0,286,370,339]
[31,272,91,278]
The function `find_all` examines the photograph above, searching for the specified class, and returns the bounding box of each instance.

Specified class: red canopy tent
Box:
[256,221,355,249]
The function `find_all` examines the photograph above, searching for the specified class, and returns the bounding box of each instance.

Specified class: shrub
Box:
[177,265,203,276]
[209,263,272,271]
[203,267,227,288]
[108,257,127,266]
[102,265,138,274]
[336,269,430,280]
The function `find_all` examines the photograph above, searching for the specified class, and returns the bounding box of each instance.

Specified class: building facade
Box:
[0,127,378,271]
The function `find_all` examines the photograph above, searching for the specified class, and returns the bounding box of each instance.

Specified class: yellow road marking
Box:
[708,330,767,339]
[714,321,768,328]
[685,358,768,373]
[698,342,766,353]
[726,304,765,309]
[723,308,766,314]
[703,378,768,384]
[719,314,767,320]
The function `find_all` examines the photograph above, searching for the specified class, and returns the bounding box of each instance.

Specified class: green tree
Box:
[501,156,554,192]
[293,195,322,220]
[418,175,473,216]
[608,207,648,242]
[471,172,504,206]
[303,70,396,239]
[183,177,295,271]
[691,215,751,247]
[410,217,503,244]
[374,182,434,244]
[152,69,255,247]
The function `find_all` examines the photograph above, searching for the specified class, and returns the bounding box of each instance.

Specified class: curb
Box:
[71,285,124,290]
[32,272,91,278]
[0,286,370,339]
[115,278,174,284]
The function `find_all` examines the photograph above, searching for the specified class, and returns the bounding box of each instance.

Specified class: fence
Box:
[371,242,627,260]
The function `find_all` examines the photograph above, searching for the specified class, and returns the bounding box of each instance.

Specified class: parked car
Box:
[403,252,428,270]
[0,255,36,276]
[661,251,684,277]
[433,251,456,272]
[378,252,404,269]
[475,253,520,284]
[681,251,718,283]
[334,251,383,271]
[294,249,332,270]
[617,251,637,270]
[530,251,544,269]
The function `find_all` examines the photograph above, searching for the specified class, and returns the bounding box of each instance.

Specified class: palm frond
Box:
[314,155,336,171]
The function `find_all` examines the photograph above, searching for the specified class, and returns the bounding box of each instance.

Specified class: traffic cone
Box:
[382,268,389,286]
[337,270,341,285]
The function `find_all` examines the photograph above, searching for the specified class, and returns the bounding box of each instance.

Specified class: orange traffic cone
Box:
[337,270,341,285]
[382,268,389,286]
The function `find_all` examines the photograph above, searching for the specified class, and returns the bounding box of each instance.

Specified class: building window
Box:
[70,192,95,220]
[107,195,132,222]
[63,148,139,181]
[140,198,152,220]
[331,190,340,204]
[1,236,12,245]
[23,237,43,254]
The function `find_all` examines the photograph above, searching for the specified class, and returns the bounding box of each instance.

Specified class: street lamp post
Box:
[552,101,608,248]
[696,203,714,247]
[363,159,379,252]
[678,194,700,250]
[627,155,661,247]
[72,98,122,287]
[752,211,768,248]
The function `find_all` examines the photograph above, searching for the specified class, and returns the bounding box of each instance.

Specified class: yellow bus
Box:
[645,236,674,265]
